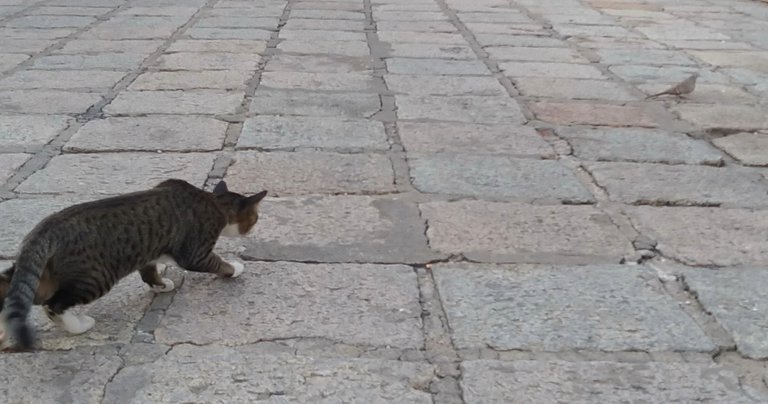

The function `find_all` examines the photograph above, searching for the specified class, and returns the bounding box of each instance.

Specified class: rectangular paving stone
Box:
[399,122,553,156]
[0,347,122,404]
[283,18,366,31]
[385,75,505,96]
[184,27,272,40]
[279,29,365,41]
[155,262,423,348]
[5,15,95,28]
[386,43,475,60]
[377,20,456,32]
[713,132,768,166]
[151,52,261,71]
[514,77,636,100]
[558,127,723,165]
[29,6,111,16]
[0,152,29,183]
[230,195,443,263]
[104,90,243,115]
[421,200,633,263]
[386,58,488,75]
[228,151,394,196]
[238,116,387,151]
[690,51,768,72]
[0,114,73,152]
[410,154,592,202]
[396,95,526,124]
[499,61,605,79]
[463,22,548,35]
[195,16,279,29]
[249,88,380,118]
[104,345,433,403]
[458,11,533,23]
[0,70,126,90]
[610,65,731,84]
[0,28,76,40]
[530,102,657,127]
[672,104,768,132]
[680,268,768,359]
[65,116,227,152]
[165,39,267,53]
[260,72,376,91]
[585,162,768,208]
[291,9,364,19]
[30,53,147,70]
[16,152,215,195]
[375,11,446,21]
[596,48,696,65]
[81,23,181,40]
[637,22,730,41]
[476,34,566,47]
[118,6,199,17]
[378,31,466,45]
[461,360,754,403]
[55,39,162,54]
[266,54,372,73]
[625,206,768,267]
[435,264,715,351]
[277,40,370,57]
[0,90,102,114]
[485,46,589,62]
[129,70,250,90]
[0,39,53,54]
[554,23,640,38]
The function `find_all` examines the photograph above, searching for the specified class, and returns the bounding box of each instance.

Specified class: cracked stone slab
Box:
[227,151,395,196]
[680,268,768,359]
[228,196,442,264]
[238,116,387,151]
[266,54,373,73]
[151,52,262,71]
[385,58,488,75]
[461,360,758,403]
[30,53,148,70]
[54,39,163,54]
[672,104,768,132]
[385,75,506,96]
[529,102,657,127]
[129,70,251,90]
[156,262,423,348]
[16,152,215,195]
[421,200,633,264]
[65,116,227,152]
[409,154,593,203]
[713,132,768,166]
[500,61,605,79]
[584,162,768,208]
[0,90,103,114]
[165,39,267,53]
[0,153,30,183]
[104,345,434,403]
[248,89,380,118]
[0,346,122,404]
[104,90,243,115]
[434,263,715,352]
[396,95,526,124]
[625,206,768,267]
[0,53,30,72]
[557,127,723,165]
[0,70,127,90]
[514,78,637,101]
[398,122,553,156]
[260,72,377,92]
[385,43,475,60]
[277,40,370,57]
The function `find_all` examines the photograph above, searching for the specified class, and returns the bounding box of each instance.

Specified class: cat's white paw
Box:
[152,278,175,293]
[155,263,167,272]
[229,261,244,278]
[56,311,95,335]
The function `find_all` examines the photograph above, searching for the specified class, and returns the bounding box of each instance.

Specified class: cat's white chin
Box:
[220,223,242,238]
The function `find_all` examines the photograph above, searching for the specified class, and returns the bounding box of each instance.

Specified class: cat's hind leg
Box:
[139,263,174,293]
[43,294,95,335]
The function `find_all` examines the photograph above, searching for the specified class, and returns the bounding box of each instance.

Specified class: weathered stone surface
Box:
[435,264,715,351]
[596,48,696,65]
[249,89,380,117]
[30,53,147,70]
[156,262,423,348]
[375,11,446,21]
[151,52,261,71]
[278,40,370,57]
[16,152,215,195]
[609,65,731,84]
[0,115,72,152]
[529,102,657,127]
[636,22,728,41]
[0,153,29,183]
[713,132,768,166]
[0,70,126,90]
[238,116,387,151]
[30,6,111,16]
[0,346,122,404]
[378,31,465,45]
[65,116,227,152]
[485,46,588,62]
[421,201,633,263]
[104,345,434,403]
[462,22,548,35]
[386,75,506,96]
[283,18,366,31]
[165,39,266,53]
[689,50,768,73]
[398,122,553,156]
[0,28,76,40]
[0,53,28,72]
[558,127,723,165]
[386,58,488,75]
[386,43,475,59]
[410,154,592,202]
[266,54,372,73]
[555,23,640,38]
[500,61,605,78]
[625,206,768,267]
[477,35,566,47]
[195,16,279,29]
[515,78,636,100]
[461,360,755,403]
[260,72,376,91]
[680,268,768,359]
[129,70,250,90]
[377,20,456,32]
[280,29,366,41]
[672,104,768,132]
[104,90,243,115]
[6,15,95,28]
[227,151,394,195]
[229,196,442,263]
[585,162,768,208]
[81,17,184,40]
[640,83,757,104]
[0,90,103,114]
[184,27,272,40]
[458,11,532,23]
[0,39,52,54]
[396,95,526,123]
[292,9,364,19]
[55,39,162,54]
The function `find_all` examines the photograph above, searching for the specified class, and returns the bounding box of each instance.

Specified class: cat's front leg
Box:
[139,264,175,293]
[179,252,244,278]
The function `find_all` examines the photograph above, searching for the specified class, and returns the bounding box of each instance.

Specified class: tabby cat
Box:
[0,179,267,351]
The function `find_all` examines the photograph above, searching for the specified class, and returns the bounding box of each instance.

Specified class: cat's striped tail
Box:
[3,237,53,350]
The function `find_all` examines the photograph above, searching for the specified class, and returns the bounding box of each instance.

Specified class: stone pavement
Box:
[1,0,768,401]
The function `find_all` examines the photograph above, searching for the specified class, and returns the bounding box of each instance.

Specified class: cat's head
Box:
[212,181,268,237]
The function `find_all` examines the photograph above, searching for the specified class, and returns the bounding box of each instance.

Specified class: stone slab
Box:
[266,54,372,73]
[672,105,768,132]
[485,46,588,62]
[378,31,466,45]
[386,58,488,75]
[558,127,723,165]
[280,29,366,41]
[713,132,768,166]
[435,264,715,351]
[248,89,380,118]
[529,102,657,127]
[476,35,566,47]
[156,262,423,348]
[6,15,95,28]
[283,18,366,31]
[0,39,53,54]
[625,206,768,267]
[151,52,261,71]
[104,345,434,403]
[260,72,377,92]
[0,70,126,90]
[596,49,696,65]
[500,61,605,79]
[277,40,370,57]
[461,360,755,403]
[165,39,267,53]
[386,43,475,60]
[184,27,272,40]
[0,53,29,72]
[398,122,553,156]
[410,154,592,202]
[238,116,387,151]
[514,78,636,100]
[104,90,243,115]
[462,22,548,35]
[385,75,506,96]
[377,20,456,32]
[16,152,215,195]
[227,151,395,195]
[231,196,442,264]
[291,9,364,20]
[396,95,526,124]
[195,16,279,29]
[30,53,148,70]
[0,346,122,404]
[585,162,768,208]
[29,6,111,16]
[65,116,227,152]
[681,268,768,359]
[0,115,73,152]
[609,65,732,85]
[0,152,29,183]
[0,90,103,114]
[80,20,184,41]
[55,39,163,54]
[129,70,250,90]
[421,200,633,264]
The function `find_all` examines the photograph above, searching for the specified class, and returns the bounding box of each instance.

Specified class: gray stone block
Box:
[386,58,488,75]
[396,95,525,123]
[0,115,73,152]
[0,90,102,114]
[238,116,387,151]
[0,153,29,183]
[713,132,768,166]
[248,89,380,118]
[104,90,243,115]
[398,122,553,156]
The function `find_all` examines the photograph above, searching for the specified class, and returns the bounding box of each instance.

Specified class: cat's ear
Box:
[240,190,267,211]
[213,181,229,195]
